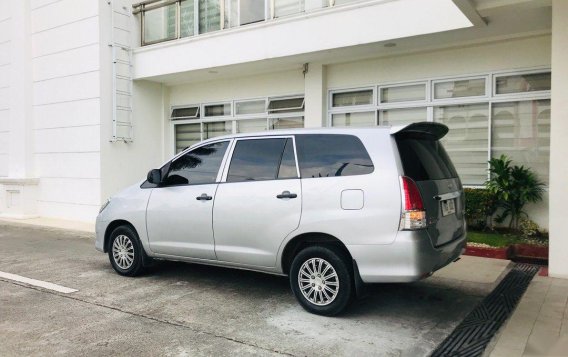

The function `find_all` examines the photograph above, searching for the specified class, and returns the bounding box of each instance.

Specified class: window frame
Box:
[171,104,200,120]
[431,75,490,102]
[220,135,300,182]
[378,82,428,106]
[202,101,233,118]
[492,69,552,98]
[234,98,268,117]
[329,87,375,110]
[267,95,305,114]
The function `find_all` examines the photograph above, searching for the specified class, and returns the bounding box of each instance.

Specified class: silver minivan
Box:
[95,122,466,315]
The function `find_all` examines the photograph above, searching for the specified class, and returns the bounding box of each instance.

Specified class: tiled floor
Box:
[488,274,568,357]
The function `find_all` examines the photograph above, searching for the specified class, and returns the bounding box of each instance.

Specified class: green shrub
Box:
[487,155,545,230]
[464,188,498,230]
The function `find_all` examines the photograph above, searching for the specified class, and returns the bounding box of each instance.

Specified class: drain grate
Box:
[431,263,539,357]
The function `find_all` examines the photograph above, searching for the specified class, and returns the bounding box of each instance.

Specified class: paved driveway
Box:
[0,222,504,356]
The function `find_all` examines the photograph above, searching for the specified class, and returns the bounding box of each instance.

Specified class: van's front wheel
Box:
[290,245,353,316]
[108,225,146,277]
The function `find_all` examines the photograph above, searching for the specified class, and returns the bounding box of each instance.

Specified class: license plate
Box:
[441,199,456,216]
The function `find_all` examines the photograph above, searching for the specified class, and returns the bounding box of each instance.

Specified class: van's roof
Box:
[188,122,447,150]
[195,126,393,146]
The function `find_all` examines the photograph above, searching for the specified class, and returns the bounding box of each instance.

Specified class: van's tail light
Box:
[399,176,427,230]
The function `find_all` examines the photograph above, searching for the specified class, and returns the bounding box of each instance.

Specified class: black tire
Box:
[108,225,147,277]
[290,245,353,316]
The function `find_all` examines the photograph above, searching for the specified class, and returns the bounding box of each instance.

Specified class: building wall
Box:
[31,0,101,220]
[0,0,11,177]
[326,35,551,88]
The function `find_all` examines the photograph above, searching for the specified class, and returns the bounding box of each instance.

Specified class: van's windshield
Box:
[396,138,458,181]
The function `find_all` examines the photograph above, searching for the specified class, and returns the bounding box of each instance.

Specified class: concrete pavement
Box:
[0,221,509,356]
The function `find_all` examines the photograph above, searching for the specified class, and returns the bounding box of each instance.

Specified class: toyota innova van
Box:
[96,122,466,315]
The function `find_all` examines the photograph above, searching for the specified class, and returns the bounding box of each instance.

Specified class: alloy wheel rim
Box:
[112,235,134,270]
[298,258,339,306]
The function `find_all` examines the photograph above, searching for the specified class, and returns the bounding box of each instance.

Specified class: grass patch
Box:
[467,231,517,248]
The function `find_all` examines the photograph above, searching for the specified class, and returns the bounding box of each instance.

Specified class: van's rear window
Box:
[396,138,458,181]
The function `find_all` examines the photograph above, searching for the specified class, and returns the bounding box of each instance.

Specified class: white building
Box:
[0,0,567,277]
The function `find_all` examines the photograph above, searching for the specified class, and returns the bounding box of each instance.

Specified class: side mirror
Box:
[147,169,162,184]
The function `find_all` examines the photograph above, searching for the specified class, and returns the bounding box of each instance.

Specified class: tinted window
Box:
[227,139,298,182]
[163,141,229,186]
[227,138,290,182]
[396,138,458,181]
[295,134,374,178]
[278,139,298,179]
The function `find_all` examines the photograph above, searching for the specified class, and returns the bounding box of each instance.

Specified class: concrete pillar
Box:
[304,63,327,128]
[548,0,568,278]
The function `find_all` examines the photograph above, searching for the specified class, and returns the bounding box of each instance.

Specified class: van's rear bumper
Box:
[347,230,466,283]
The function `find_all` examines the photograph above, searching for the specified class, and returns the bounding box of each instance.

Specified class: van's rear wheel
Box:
[290,245,353,316]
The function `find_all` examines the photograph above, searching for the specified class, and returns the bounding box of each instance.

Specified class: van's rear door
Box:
[393,122,465,247]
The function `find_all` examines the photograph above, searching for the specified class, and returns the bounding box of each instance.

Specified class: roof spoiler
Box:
[390,122,449,140]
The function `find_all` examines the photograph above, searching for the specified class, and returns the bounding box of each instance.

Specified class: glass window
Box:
[164,141,229,185]
[224,0,238,28]
[204,103,231,117]
[295,134,374,178]
[175,123,201,153]
[332,90,373,107]
[395,138,458,182]
[203,121,232,139]
[172,106,199,119]
[237,118,267,133]
[240,0,266,24]
[380,107,427,126]
[278,138,298,179]
[143,2,177,44]
[434,103,489,185]
[267,97,304,114]
[180,0,195,37]
[492,100,550,183]
[434,78,486,99]
[227,138,288,182]
[380,84,426,103]
[495,72,551,95]
[270,116,304,129]
[199,0,221,34]
[235,99,266,115]
[273,0,304,17]
[331,112,375,127]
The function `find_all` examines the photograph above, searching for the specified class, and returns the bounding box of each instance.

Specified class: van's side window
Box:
[227,138,298,182]
[162,141,229,186]
[295,134,374,178]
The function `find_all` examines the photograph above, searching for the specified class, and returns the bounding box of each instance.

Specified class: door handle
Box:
[196,193,213,201]
[276,191,297,199]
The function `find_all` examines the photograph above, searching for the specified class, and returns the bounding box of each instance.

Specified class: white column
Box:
[8,0,33,177]
[0,0,38,219]
[549,0,568,278]
[304,63,327,128]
